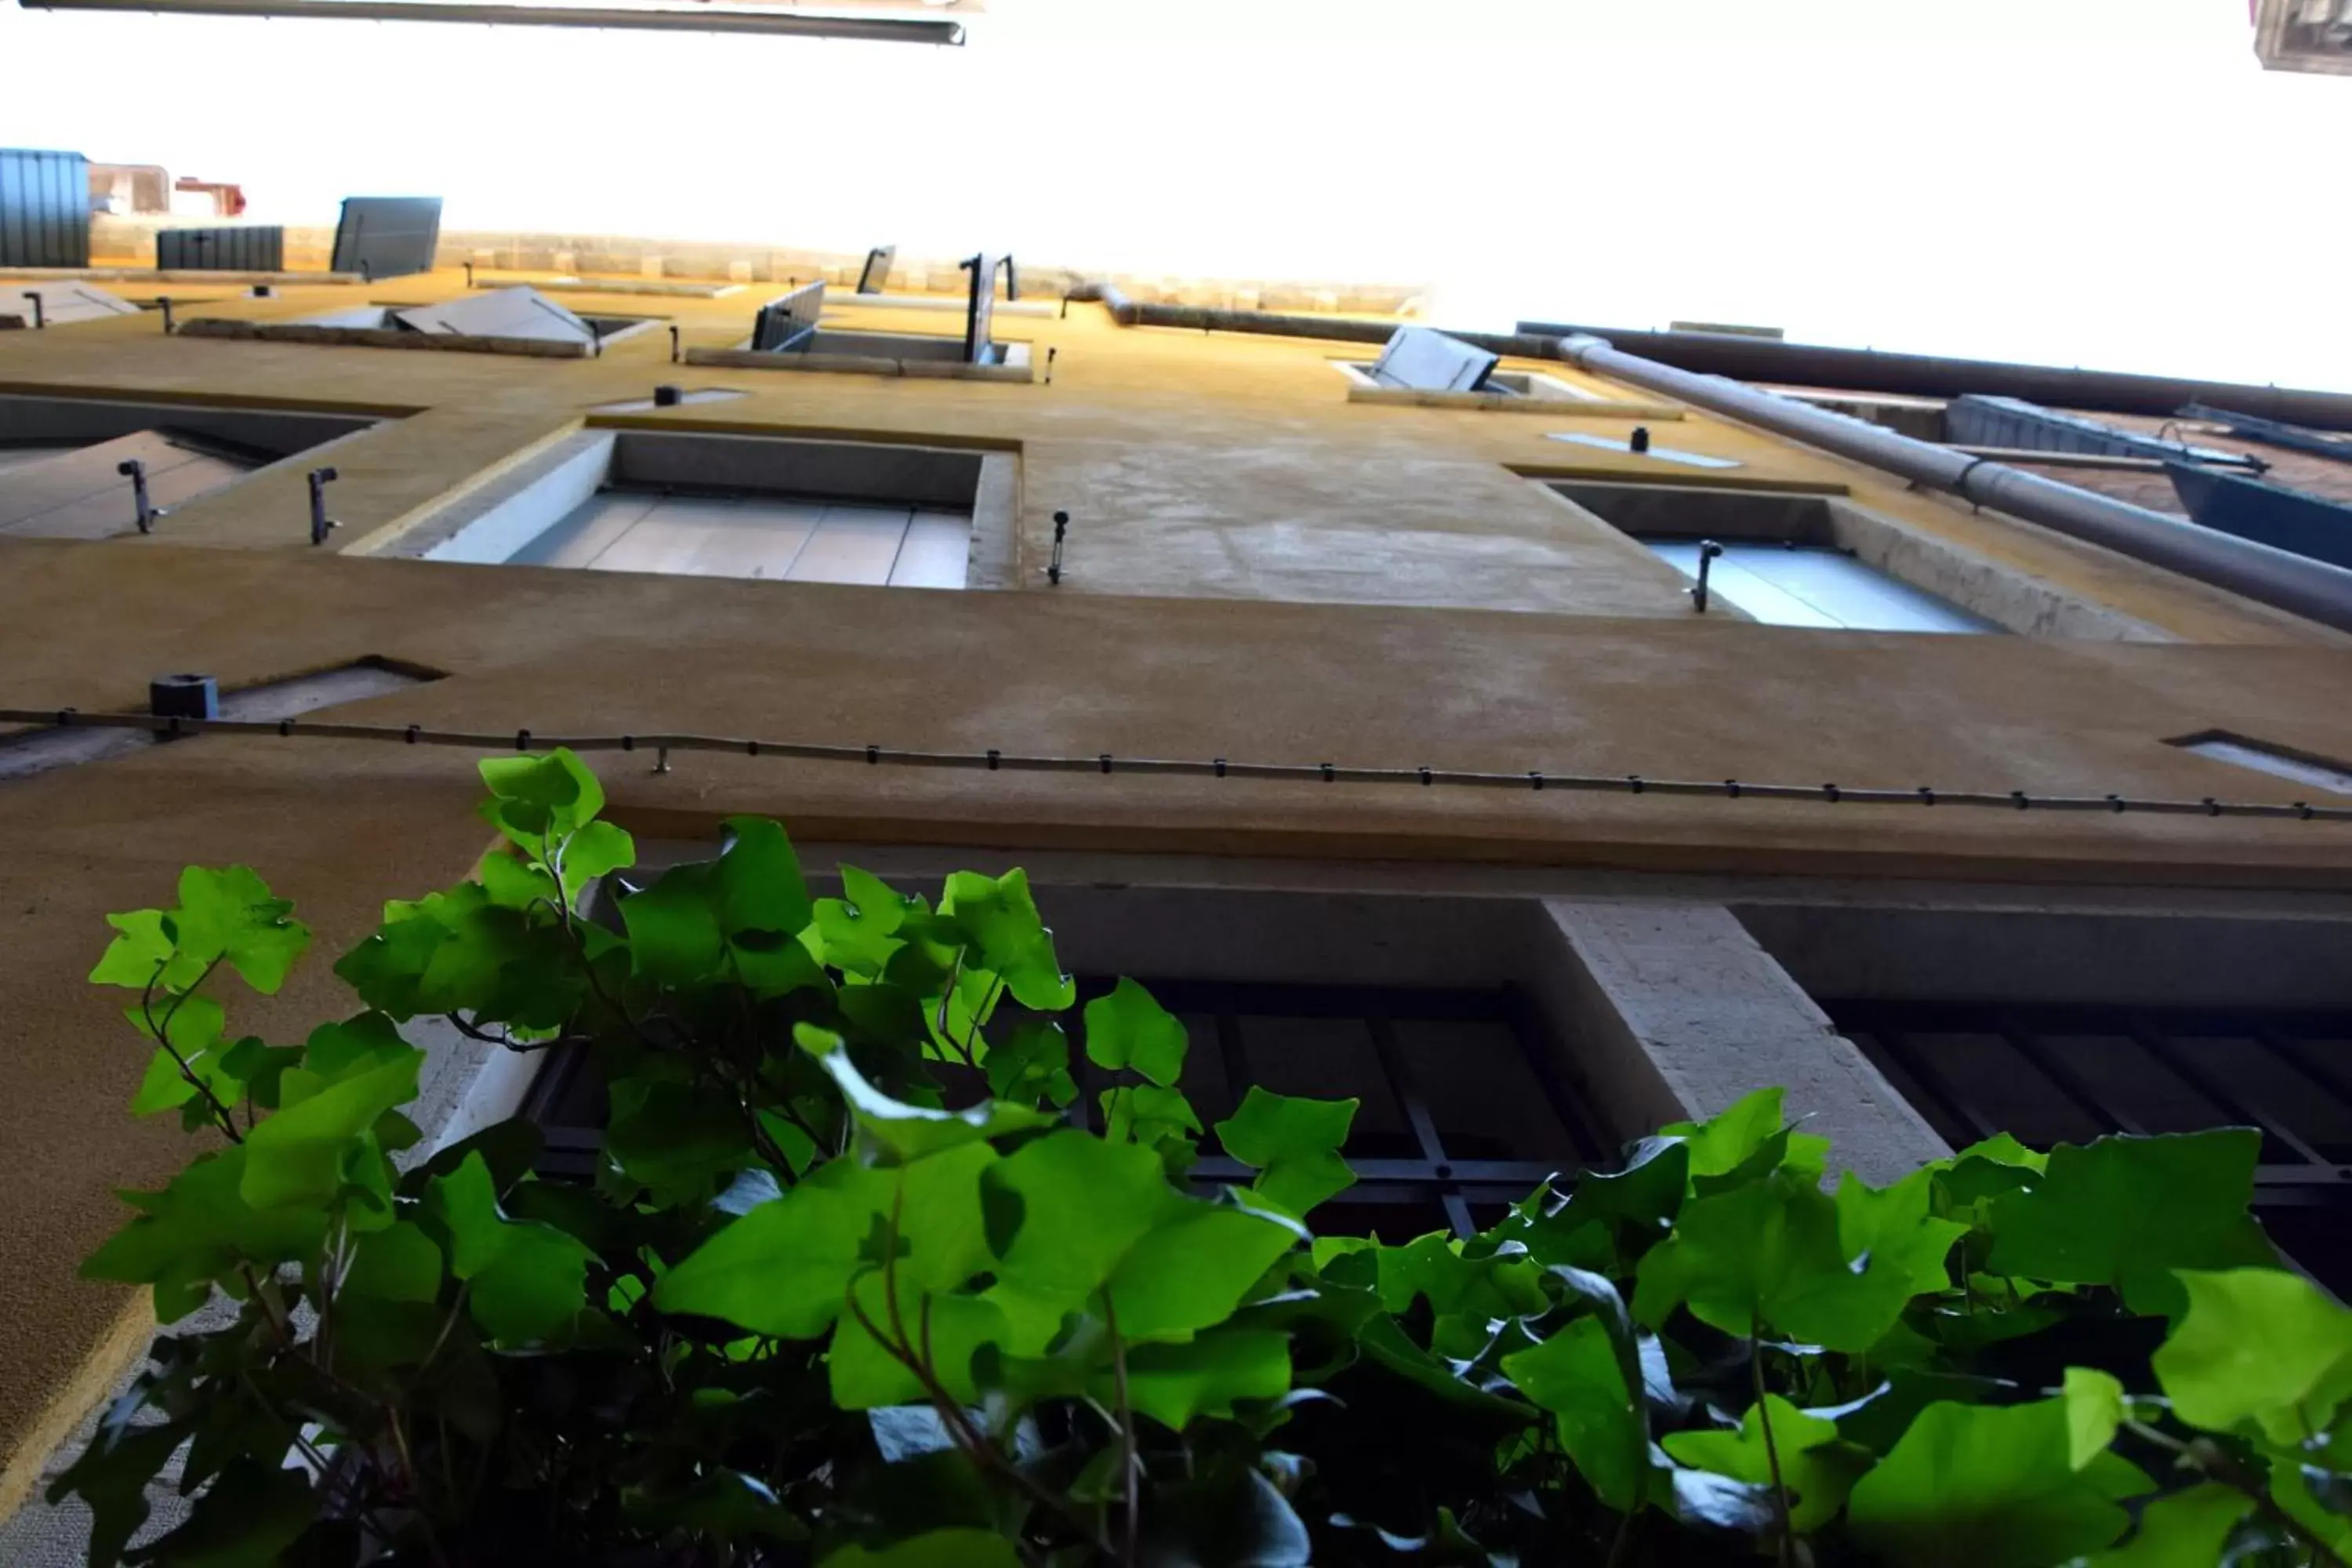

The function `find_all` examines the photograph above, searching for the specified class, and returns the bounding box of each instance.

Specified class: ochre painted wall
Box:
[3,270,2350,1511]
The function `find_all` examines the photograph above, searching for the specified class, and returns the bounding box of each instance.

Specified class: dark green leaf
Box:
[713,817,813,938]
[984,1021,1079,1109]
[621,862,724,987]
[84,1149,331,1321]
[622,1469,809,1543]
[1987,1131,2280,1316]
[343,1220,441,1303]
[797,1025,1053,1163]
[426,1152,593,1341]
[1120,1328,1293,1429]
[126,1455,314,1567]
[46,1394,190,1567]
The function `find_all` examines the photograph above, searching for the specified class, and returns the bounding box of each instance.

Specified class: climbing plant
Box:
[55,749,2352,1565]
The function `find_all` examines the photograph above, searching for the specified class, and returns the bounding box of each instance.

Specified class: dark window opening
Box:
[1825,999,2352,1298]
[520,971,1606,1245]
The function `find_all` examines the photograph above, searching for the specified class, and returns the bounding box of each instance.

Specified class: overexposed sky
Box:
[2,0,2345,388]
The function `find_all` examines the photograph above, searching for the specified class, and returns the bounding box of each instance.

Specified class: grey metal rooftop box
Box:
[328,196,443,280]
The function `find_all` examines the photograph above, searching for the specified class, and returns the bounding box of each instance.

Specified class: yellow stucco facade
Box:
[4,268,2352,1515]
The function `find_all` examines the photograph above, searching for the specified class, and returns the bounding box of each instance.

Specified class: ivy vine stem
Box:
[2123,1419,2349,1568]
[140,957,244,1143]
[1105,1293,1141,1565]
[1751,1331,1792,1568]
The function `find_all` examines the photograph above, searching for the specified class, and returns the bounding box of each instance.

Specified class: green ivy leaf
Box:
[89,909,176,989]
[713,817,813,939]
[1102,1084,1203,1158]
[829,1280,1011,1407]
[983,1130,1304,1342]
[426,1152,593,1341]
[1214,1087,1359,1219]
[941,869,1073,1011]
[1662,1393,1867,1531]
[622,1470,809,1544]
[1846,1397,2147,1568]
[84,1149,332,1322]
[1632,1170,1924,1352]
[169,865,312,996]
[560,818,636,905]
[138,1454,317,1567]
[1835,1167,1969,1298]
[984,1021,1079,1109]
[818,1530,1025,1568]
[2080,1483,2254,1566]
[241,1049,421,1211]
[2153,1267,2352,1445]
[1083,977,1189,1087]
[622,862,724,987]
[125,995,233,1116]
[478,850,557,911]
[840,866,916,935]
[45,1396,190,1567]
[1375,1232,1548,1324]
[478,748,603,844]
[604,1078,756,1207]
[343,1221,443,1303]
[797,1025,1053,1163]
[1502,1315,1650,1511]
[2063,1367,2128,1469]
[655,1143,997,1340]
[1663,1087,1828,1193]
[1987,1131,2280,1317]
[1120,1329,1293,1430]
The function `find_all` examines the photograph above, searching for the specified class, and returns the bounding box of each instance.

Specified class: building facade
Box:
[5,228,2352,1547]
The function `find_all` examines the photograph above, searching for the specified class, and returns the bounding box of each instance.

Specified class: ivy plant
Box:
[54,749,2352,1566]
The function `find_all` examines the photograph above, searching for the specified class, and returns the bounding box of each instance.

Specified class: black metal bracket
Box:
[668,324,681,364]
[1691,539,1725,612]
[20,292,43,330]
[1049,510,1070,584]
[118,459,158,533]
[307,466,341,546]
[158,296,175,335]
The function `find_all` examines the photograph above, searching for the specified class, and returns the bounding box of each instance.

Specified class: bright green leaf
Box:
[1987,1131,2280,1316]
[1846,1398,2145,1568]
[1083,977,1189,1087]
[169,865,311,996]
[1503,1316,1649,1511]
[1120,1330,1293,1430]
[2063,1367,2128,1469]
[656,1143,997,1339]
[1836,1167,1968,1298]
[941,869,1073,1011]
[984,1131,1302,1343]
[560,818,635,904]
[125,996,232,1116]
[89,909,175,989]
[839,866,914,937]
[1215,1087,1358,1218]
[984,1021,1078,1109]
[2153,1267,2352,1445]
[2080,1483,2254,1566]
[1662,1394,1865,1532]
[1632,1170,1922,1352]
[818,1530,1024,1568]
[240,1050,421,1211]
[83,1149,331,1322]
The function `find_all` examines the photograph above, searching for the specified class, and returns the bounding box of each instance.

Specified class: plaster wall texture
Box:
[4,266,2351,1515]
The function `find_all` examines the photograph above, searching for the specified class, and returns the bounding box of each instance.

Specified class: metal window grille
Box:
[1827,999,2352,1295]
[518,975,1606,1243]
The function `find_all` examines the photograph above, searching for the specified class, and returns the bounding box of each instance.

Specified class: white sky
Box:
[2,0,2346,389]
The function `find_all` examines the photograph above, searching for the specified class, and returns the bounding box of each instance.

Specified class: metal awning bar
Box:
[16,0,967,39]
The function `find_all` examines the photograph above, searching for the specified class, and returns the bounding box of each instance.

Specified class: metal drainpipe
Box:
[1547,334,2352,635]
[1063,282,2352,632]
